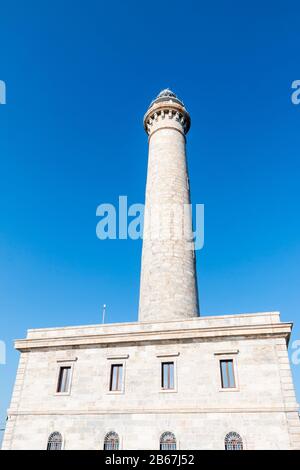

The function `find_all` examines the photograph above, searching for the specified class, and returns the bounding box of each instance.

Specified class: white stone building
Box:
[2,90,300,450]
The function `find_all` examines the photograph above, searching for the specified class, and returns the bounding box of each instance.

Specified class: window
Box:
[47,432,62,450]
[220,359,235,388]
[110,364,123,391]
[104,432,119,450]
[225,432,243,450]
[160,432,176,450]
[57,366,72,393]
[161,362,174,390]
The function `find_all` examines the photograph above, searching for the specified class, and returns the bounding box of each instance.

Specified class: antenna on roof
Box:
[102,304,107,324]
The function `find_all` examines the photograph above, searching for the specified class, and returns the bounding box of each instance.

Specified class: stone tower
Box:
[138,89,199,322]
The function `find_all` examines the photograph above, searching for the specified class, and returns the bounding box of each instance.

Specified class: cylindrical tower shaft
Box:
[138,89,199,322]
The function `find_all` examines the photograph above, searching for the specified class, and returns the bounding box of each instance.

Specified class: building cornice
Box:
[14,318,292,352]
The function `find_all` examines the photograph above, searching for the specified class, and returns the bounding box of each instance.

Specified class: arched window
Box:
[47,432,62,450]
[160,432,177,450]
[225,432,243,450]
[104,431,120,450]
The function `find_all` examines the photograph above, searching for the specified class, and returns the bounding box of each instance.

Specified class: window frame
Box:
[103,431,121,450]
[106,356,127,395]
[109,363,124,392]
[46,431,64,450]
[214,351,239,392]
[157,353,179,393]
[220,359,236,389]
[159,431,177,450]
[54,360,75,396]
[161,361,175,391]
[224,431,244,450]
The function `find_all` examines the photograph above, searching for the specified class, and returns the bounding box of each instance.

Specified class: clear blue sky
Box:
[0,0,299,437]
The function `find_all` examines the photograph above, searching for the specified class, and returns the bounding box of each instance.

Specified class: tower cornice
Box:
[143,100,191,135]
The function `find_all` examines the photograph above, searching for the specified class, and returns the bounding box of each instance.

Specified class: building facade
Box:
[2,90,300,450]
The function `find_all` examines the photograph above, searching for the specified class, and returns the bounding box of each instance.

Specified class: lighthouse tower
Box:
[138,89,199,322]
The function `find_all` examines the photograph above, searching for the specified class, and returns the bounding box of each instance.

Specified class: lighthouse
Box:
[138,89,199,322]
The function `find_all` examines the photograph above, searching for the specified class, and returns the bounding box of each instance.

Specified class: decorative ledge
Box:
[106,354,129,360]
[214,350,239,355]
[57,357,78,363]
[156,352,180,358]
